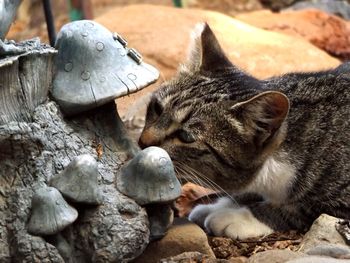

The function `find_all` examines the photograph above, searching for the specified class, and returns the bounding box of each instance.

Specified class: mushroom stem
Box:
[71,101,139,158]
[146,203,174,241]
[45,233,74,263]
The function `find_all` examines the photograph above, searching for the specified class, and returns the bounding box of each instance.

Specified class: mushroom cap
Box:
[28,186,78,236]
[116,146,181,205]
[52,20,159,116]
[50,154,102,205]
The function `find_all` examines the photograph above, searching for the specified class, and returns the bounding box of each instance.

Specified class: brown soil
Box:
[209,231,304,260]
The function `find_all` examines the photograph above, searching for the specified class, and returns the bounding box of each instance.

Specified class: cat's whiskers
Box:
[175,160,237,204]
[174,166,190,185]
[176,163,204,187]
[175,162,216,204]
[181,162,237,204]
[177,161,221,193]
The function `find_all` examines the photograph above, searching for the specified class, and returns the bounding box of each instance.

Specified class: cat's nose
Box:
[138,138,147,149]
[139,128,159,148]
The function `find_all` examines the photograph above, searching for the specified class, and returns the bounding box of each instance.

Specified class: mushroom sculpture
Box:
[52,20,159,116]
[28,186,78,236]
[51,20,159,157]
[50,154,102,205]
[117,146,182,240]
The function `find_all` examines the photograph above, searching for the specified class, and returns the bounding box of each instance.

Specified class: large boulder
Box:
[94,4,340,116]
[237,9,350,60]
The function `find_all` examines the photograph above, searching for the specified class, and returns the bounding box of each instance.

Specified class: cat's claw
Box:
[189,197,273,239]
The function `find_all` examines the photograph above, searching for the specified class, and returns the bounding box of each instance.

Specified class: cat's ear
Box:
[183,23,233,72]
[231,91,290,148]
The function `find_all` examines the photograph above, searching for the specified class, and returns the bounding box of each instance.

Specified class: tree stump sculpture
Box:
[0,21,179,262]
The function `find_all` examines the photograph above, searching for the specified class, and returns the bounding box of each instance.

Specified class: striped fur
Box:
[139,23,350,237]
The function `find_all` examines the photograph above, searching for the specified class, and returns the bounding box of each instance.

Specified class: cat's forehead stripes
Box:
[173,105,192,123]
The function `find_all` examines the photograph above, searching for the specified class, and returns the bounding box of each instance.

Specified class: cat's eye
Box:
[176,129,195,143]
[153,99,163,116]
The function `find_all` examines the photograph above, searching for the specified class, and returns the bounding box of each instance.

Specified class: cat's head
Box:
[139,23,290,191]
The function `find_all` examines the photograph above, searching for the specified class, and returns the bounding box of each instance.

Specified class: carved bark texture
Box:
[0,42,149,262]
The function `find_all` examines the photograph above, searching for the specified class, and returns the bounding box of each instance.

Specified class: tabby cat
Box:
[139,23,350,239]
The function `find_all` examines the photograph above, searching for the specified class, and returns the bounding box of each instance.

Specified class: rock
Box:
[133,218,215,263]
[336,219,350,245]
[306,244,350,259]
[289,0,350,20]
[299,214,348,252]
[237,9,350,60]
[159,251,218,263]
[94,4,340,117]
[185,0,263,16]
[287,256,350,263]
[259,0,300,11]
[247,249,305,263]
[160,251,244,263]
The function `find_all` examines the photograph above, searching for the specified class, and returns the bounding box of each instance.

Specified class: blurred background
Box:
[6,0,350,136]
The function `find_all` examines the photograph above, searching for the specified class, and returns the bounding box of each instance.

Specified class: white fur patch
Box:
[204,207,273,239]
[181,22,206,72]
[188,197,236,227]
[244,155,296,203]
[191,22,206,40]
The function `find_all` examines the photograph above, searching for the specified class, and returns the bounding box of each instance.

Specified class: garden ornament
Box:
[117,146,181,205]
[117,146,181,240]
[50,154,103,205]
[52,20,159,116]
[28,186,78,236]
[0,0,22,40]
[0,0,24,57]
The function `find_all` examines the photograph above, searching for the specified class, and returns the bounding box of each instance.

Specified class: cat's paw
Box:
[204,207,273,239]
[189,197,273,239]
[188,197,236,228]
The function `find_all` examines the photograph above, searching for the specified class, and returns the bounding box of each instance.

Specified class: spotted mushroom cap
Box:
[28,186,78,236]
[117,146,181,205]
[52,20,159,116]
[50,154,102,205]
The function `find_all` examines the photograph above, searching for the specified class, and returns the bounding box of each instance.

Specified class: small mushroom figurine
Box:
[28,186,78,236]
[117,146,181,240]
[50,154,102,205]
